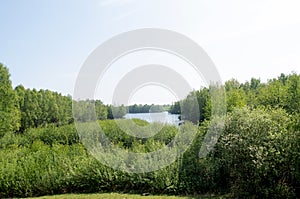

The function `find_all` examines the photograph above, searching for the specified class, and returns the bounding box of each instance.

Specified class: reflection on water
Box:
[124,111,180,126]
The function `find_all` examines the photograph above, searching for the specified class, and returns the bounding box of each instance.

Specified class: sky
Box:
[1,0,300,105]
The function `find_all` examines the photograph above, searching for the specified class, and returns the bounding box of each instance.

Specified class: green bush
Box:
[0,116,299,198]
[0,142,87,198]
[212,107,298,198]
[23,124,79,146]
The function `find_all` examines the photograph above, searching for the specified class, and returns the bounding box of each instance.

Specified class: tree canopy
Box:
[0,63,20,135]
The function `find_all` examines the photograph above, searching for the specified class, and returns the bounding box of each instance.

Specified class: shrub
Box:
[213,107,297,198]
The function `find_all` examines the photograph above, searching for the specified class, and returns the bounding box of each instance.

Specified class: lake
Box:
[124,112,181,126]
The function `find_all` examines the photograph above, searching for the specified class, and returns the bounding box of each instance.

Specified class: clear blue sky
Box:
[1,0,300,104]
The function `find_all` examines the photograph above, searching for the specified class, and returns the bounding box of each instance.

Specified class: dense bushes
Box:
[0,121,186,197]
[210,107,300,198]
[0,111,299,198]
[0,124,78,148]
[0,142,87,198]
[98,119,177,149]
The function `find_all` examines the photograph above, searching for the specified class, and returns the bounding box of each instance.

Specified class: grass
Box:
[26,193,221,199]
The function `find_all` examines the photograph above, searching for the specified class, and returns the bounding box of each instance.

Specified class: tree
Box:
[149,104,164,113]
[0,63,20,135]
[285,73,300,114]
[107,104,126,119]
[169,101,181,114]
[224,79,247,112]
[112,105,126,119]
[95,100,107,120]
[225,79,240,92]
[196,88,211,122]
[250,78,261,90]
[16,87,73,130]
[226,88,247,112]
[15,85,26,132]
[181,91,200,124]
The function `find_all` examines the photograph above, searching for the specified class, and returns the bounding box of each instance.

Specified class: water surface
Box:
[124,112,180,126]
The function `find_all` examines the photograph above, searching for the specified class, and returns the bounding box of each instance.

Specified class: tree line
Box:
[1,62,177,134]
[0,63,130,133]
[170,73,300,123]
[2,62,300,133]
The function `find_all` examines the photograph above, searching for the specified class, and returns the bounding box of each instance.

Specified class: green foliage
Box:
[0,142,87,198]
[113,105,126,119]
[225,79,247,112]
[195,88,211,122]
[15,86,73,131]
[1,67,300,198]
[0,63,20,135]
[285,73,300,114]
[169,101,181,114]
[212,107,298,198]
[107,105,126,119]
[180,91,200,124]
[128,104,170,113]
[73,100,107,122]
[128,104,151,113]
[131,118,149,126]
[0,109,299,198]
[97,119,177,149]
[0,120,193,197]
[149,105,165,113]
[171,72,300,124]
[95,100,107,120]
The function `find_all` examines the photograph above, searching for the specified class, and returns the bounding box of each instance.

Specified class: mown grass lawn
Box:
[26,193,222,199]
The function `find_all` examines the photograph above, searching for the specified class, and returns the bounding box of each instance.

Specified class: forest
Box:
[0,62,299,198]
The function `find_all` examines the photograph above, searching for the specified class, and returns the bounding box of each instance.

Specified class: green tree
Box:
[107,104,126,119]
[285,73,300,114]
[250,77,261,90]
[15,85,26,131]
[256,78,286,108]
[225,78,240,92]
[226,89,247,112]
[112,105,126,119]
[149,104,164,113]
[0,63,20,135]
[196,87,211,122]
[169,101,181,114]
[95,100,107,120]
[181,91,200,124]
[225,79,246,112]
